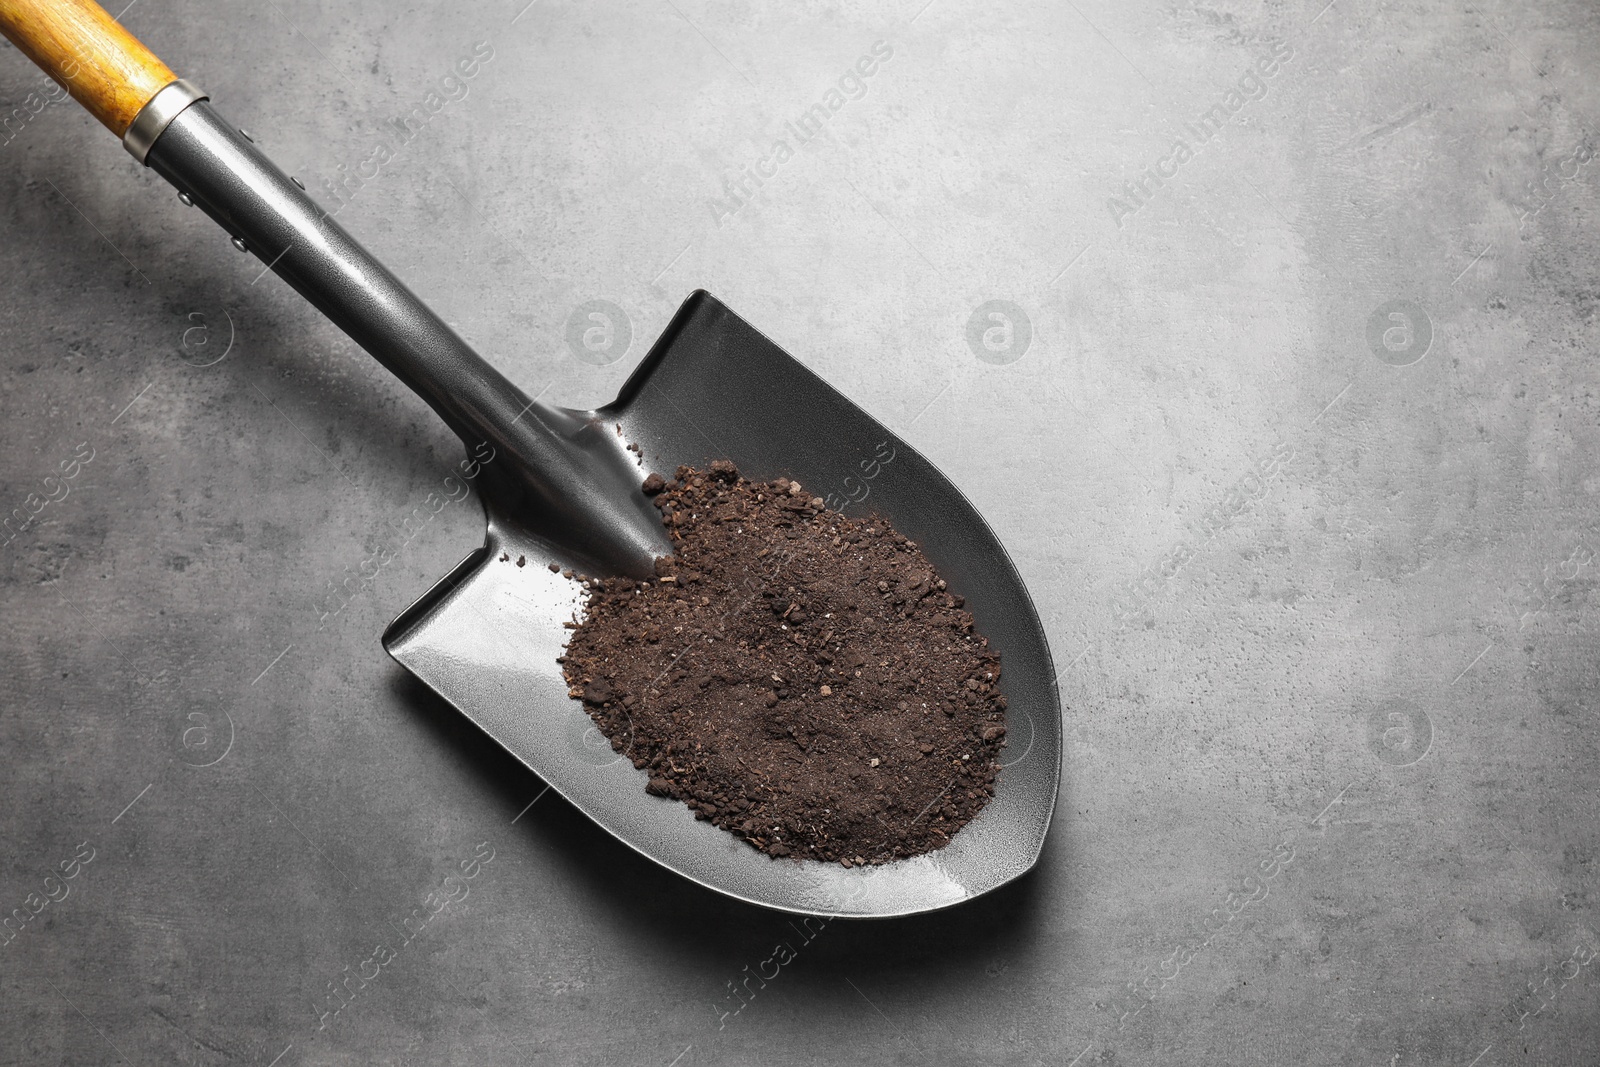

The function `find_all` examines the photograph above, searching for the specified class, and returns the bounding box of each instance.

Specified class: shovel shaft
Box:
[2,0,671,575]
[0,0,175,135]
[143,103,677,575]
[144,101,545,455]
[0,0,536,455]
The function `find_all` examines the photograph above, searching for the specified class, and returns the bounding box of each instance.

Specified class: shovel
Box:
[1,0,1062,917]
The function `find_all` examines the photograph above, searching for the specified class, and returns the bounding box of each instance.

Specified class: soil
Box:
[555,461,1007,866]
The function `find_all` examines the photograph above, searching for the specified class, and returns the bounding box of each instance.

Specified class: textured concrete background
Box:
[2,0,1598,1064]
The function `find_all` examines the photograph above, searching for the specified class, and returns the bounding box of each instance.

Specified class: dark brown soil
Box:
[556,461,1007,866]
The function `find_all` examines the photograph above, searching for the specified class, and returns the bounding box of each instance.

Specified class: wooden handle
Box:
[0,0,176,136]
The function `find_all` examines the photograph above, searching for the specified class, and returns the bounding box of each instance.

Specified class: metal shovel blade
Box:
[383,292,1062,918]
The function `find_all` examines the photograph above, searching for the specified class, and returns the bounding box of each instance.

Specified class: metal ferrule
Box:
[122,79,207,164]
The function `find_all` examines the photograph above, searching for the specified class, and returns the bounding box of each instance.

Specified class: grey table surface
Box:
[3,0,1598,1064]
